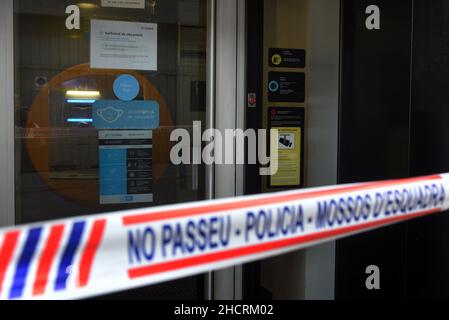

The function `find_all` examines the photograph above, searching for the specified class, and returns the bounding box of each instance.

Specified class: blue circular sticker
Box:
[268,81,279,92]
[113,74,140,101]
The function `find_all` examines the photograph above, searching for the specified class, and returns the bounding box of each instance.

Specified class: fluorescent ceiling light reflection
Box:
[66,90,101,98]
[66,118,93,123]
[66,99,97,104]
[78,3,98,9]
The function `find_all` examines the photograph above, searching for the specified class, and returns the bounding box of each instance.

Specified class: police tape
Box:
[0,173,448,300]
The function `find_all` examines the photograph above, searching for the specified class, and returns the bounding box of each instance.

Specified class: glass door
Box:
[12,0,209,299]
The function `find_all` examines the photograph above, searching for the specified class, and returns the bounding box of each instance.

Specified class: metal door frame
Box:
[0,0,14,228]
[207,0,246,300]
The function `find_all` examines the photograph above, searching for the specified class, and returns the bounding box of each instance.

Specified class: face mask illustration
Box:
[97,106,124,124]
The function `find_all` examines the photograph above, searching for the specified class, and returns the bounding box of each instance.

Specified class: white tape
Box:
[0,173,448,300]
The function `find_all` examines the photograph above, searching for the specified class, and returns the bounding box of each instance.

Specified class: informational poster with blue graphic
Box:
[93,100,159,129]
[99,130,153,204]
[113,74,140,101]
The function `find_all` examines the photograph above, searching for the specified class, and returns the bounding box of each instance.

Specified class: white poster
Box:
[101,0,145,9]
[90,19,157,71]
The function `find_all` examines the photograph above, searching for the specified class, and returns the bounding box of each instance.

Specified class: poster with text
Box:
[268,107,305,188]
[99,130,153,204]
[91,19,157,71]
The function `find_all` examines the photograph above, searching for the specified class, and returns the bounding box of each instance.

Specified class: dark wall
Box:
[338,0,449,300]
[406,0,449,299]
[336,0,413,299]
[243,0,449,300]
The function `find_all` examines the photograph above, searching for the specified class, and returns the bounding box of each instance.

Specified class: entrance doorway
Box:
[244,0,340,299]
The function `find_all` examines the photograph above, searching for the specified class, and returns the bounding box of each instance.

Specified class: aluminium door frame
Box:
[0,0,15,228]
[209,0,246,300]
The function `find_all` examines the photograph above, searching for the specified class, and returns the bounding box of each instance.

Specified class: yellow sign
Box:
[271,54,282,66]
[270,127,301,187]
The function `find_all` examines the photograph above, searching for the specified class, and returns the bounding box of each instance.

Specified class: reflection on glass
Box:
[14,0,207,299]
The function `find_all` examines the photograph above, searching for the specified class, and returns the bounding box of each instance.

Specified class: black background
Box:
[245,0,449,300]
[337,0,449,299]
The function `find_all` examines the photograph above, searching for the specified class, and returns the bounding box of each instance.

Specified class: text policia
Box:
[126,180,446,267]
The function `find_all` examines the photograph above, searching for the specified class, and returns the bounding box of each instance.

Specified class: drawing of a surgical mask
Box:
[97,106,124,124]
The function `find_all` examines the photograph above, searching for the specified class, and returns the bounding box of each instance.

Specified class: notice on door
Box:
[268,107,305,188]
[268,72,305,103]
[101,0,145,9]
[91,19,157,71]
[99,130,153,204]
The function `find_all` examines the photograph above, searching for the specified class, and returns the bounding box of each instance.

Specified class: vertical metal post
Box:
[213,0,246,300]
[213,0,237,300]
[205,0,216,300]
[234,0,247,300]
[0,0,15,227]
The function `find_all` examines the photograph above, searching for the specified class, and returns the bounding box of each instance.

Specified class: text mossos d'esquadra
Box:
[126,182,446,266]
[315,183,445,228]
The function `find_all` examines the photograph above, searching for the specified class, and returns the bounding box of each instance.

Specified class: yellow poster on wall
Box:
[270,127,302,187]
[268,107,304,188]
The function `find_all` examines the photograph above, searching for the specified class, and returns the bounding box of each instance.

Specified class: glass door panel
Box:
[14,0,208,299]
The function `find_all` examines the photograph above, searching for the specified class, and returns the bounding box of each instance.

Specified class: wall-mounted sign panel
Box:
[91,19,157,71]
[99,130,153,204]
[268,72,305,103]
[93,100,159,130]
[269,48,306,68]
[101,0,145,9]
[268,107,305,188]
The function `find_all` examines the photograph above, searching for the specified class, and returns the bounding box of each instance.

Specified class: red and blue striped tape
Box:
[0,174,447,300]
[0,219,105,299]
